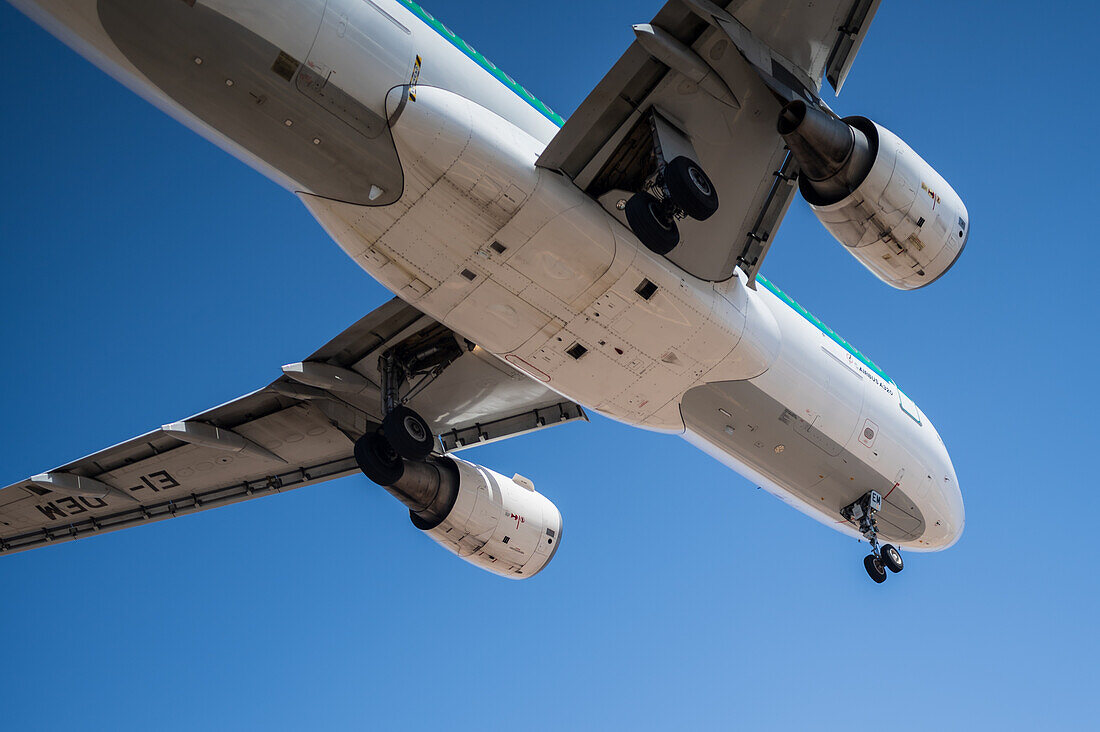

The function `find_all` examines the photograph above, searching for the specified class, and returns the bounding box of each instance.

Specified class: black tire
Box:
[354,432,404,486]
[665,156,719,221]
[881,544,904,573]
[382,405,434,460]
[625,192,679,255]
[864,554,888,583]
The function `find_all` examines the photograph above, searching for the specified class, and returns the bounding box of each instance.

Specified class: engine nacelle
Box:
[778,101,968,290]
[381,455,562,579]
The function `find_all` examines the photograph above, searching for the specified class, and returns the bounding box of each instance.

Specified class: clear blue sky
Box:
[1,1,1096,729]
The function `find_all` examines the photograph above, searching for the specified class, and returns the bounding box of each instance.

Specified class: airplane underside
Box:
[2,0,965,583]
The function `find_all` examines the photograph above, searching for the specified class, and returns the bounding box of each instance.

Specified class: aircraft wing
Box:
[537,0,881,284]
[0,299,585,557]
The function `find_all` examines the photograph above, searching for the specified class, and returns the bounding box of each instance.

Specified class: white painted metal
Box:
[423,458,562,579]
[4,0,965,570]
[810,121,969,290]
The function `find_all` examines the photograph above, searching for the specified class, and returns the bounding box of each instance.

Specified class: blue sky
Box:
[1,1,1096,729]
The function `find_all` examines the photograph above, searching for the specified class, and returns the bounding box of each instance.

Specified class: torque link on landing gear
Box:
[842,490,904,583]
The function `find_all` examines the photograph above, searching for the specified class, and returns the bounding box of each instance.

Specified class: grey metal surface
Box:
[777,101,875,206]
[681,380,925,541]
[385,457,459,531]
[98,0,405,205]
[536,0,882,282]
[0,299,585,556]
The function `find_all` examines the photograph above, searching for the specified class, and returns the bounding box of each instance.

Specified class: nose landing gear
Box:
[842,490,905,583]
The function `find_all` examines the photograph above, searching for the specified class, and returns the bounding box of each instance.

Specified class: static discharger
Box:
[282,361,376,394]
[28,472,138,503]
[161,421,287,463]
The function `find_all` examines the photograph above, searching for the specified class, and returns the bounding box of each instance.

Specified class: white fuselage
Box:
[11,0,964,550]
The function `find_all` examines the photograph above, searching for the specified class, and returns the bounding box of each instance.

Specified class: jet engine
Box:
[374,450,562,579]
[778,101,968,290]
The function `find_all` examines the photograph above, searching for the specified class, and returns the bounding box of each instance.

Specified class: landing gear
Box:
[881,544,904,574]
[864,554,887,583]
[625,192,679,255]
[382,405,433,460]
[619,112,720,256]
[355,328,464,487]
[624,157,720,256]
[665,156,719,221]
[842,490,905,584]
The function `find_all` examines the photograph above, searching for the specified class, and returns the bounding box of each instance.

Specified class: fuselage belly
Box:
[12,0,964,550]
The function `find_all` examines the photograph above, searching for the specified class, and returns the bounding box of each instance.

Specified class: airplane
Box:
[1,0,966,584]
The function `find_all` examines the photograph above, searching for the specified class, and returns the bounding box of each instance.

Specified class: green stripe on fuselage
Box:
[756,274,892,385]
[397,0,565,127]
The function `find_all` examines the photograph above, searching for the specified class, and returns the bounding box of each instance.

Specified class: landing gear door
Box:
[297,0,414,139]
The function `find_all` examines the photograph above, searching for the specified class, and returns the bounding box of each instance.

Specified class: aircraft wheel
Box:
[881,544,904,573]
[382,406,435,460]
[625,192,679,255]
[665,156,719,221]
[354,432,404,486]
[864,554,888,584]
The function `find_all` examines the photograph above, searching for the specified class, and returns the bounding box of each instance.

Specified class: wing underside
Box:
[0,299,584,556]
[536,0,881,284]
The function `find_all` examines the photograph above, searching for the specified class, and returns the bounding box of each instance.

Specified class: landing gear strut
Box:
[354,334,467,485]
[842,490,905,583]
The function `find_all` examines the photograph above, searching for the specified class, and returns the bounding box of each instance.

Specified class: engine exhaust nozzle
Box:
[385,456,460,530]
[778,100,875,205]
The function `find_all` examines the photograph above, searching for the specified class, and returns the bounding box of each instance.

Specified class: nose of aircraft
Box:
[939,462,965,549]
[918,426,965,551]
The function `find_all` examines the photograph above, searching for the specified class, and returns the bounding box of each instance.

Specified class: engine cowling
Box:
[380,455,562,579]
[778,101,968,290]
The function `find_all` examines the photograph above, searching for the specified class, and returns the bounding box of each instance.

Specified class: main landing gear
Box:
[842,490,905,584]
[617,111,719,256]
[354,405,435,487]
[625,156,719,256]
[354,337,464,486]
